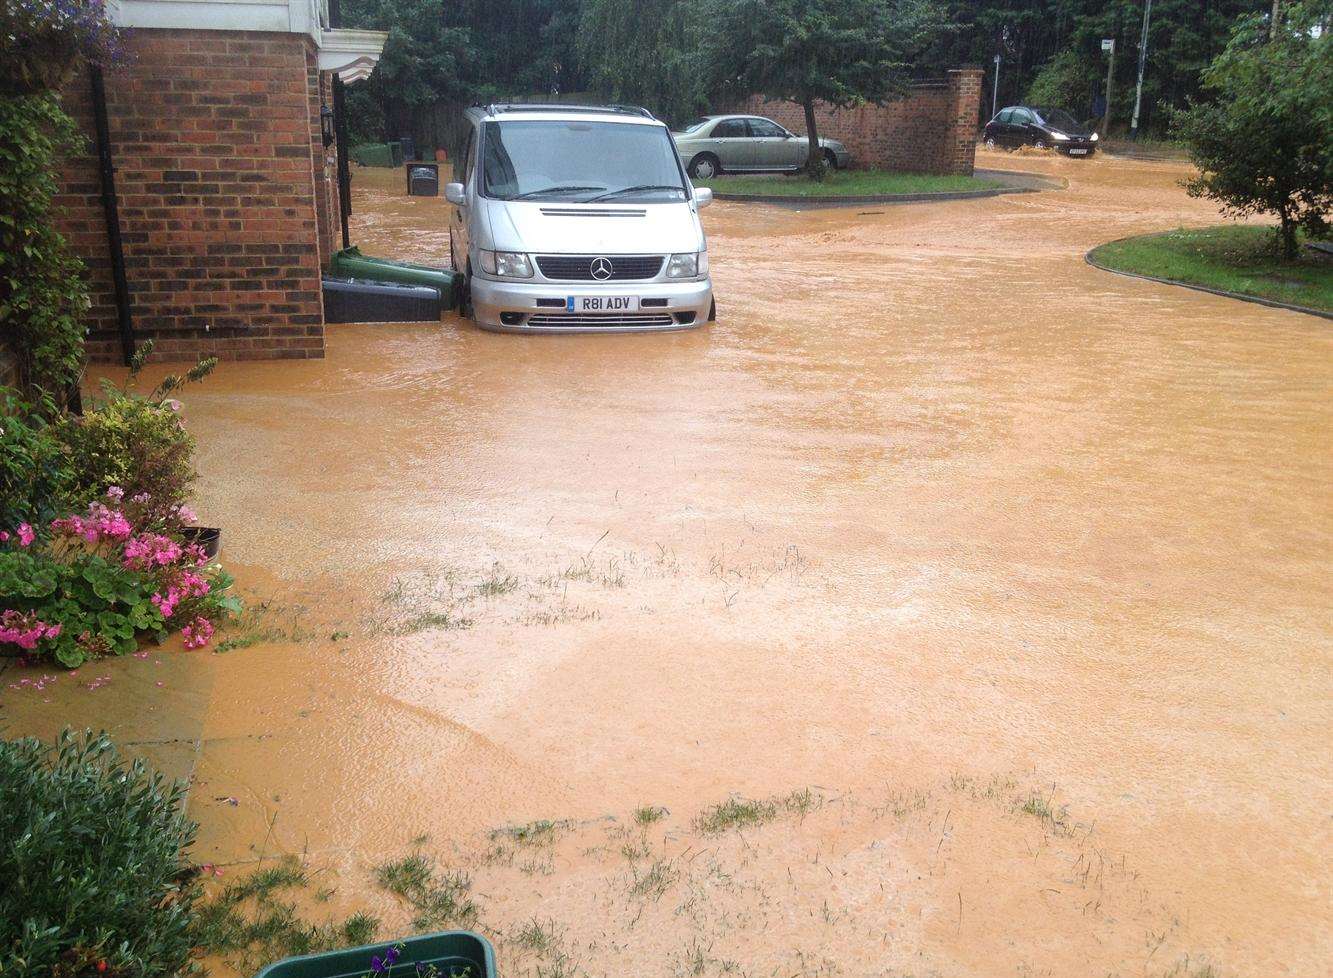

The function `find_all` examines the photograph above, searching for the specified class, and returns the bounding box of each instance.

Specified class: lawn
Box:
[696,169,1005,197]
[1089,225,1333,313]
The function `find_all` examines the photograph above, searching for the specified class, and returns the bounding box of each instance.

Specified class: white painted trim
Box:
[115,0,333,44]
[318,28,388,83]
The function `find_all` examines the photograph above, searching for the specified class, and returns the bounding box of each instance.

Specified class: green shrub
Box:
[0,730,200,977]
[1173,1,1332,259]
[59,393,198,516]
[0,387,73,530]
[57,344,216,517]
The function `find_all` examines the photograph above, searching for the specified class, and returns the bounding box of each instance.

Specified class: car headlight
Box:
[479,250,532,278]
[667,252,705,278]
[1051,132,1070,141]
[1090,132,1099,142]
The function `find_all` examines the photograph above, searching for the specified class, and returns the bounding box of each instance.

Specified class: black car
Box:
[982,106,1098,157]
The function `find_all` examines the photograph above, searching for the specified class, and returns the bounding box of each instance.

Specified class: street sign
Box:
[1102,38,1115,52]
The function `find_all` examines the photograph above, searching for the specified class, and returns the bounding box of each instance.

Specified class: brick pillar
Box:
[945,68,984,176]
[311,66,341,269]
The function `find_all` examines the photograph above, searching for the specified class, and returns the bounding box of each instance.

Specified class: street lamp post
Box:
[992,53,1001,118]
[1130,0,1153,140]
[1101,38,1115,137]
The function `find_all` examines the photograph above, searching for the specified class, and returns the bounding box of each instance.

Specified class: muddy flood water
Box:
[3,150,1330,977]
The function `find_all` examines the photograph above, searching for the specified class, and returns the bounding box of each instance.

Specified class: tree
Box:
[699,0,945,178]
[341,0,585,149]
[921,1,1271,133]
[1173,0,1331,258]
[578,0,709,125]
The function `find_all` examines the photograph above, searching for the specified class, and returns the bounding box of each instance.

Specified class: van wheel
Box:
[823,149,838,171]
[688,154,720,180]
[458,262,474,320]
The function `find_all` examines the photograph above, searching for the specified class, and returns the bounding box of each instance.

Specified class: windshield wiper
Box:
[507,185,606,200]
[586,184,685,201]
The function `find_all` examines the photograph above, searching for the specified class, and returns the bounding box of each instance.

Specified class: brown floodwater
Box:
[3,150,1330,977]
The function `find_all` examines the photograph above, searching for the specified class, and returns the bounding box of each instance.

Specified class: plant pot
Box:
[181,526,221,559]
[254,930,496,978]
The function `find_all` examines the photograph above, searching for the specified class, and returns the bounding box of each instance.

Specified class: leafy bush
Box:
[1,490,239,667]
[0,729,199,977]
[1173,0,1332,259]
[1,387,73,531]
[0,93,89,402]
[58,343,216,518]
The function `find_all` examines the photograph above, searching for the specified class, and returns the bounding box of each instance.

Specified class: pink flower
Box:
[0,531,9,542]
[181,616,214,650]
[16,524,34,547]
[0,610,58,650]
[123,533,182,570]
[106,486,125,502]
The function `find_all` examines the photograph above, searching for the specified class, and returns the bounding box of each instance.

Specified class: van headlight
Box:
[479,250,532,278]
[667,252,706,278]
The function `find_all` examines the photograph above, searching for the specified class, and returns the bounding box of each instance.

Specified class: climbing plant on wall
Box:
[0,93,89,401]
[0,1,121,404]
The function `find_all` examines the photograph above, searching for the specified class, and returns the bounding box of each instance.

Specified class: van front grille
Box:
[535,255,664,281]
[525,313,676,328]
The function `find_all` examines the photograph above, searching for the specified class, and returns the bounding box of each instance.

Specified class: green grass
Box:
[1089,225,1332,313]
[193,856,380,972]
[694,789,822,835]
[695,168,1004,197]
[375,853,478,930]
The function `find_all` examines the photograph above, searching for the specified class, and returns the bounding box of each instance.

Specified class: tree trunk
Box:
[801,97,823,180]
[1278,207,1298,261]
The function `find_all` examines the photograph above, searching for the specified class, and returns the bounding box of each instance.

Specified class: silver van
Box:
[445,104,715,333]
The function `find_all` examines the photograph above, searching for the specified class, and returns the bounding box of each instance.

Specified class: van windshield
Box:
[482,120,687,202]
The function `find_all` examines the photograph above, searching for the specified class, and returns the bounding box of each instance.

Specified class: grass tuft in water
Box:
[632,805,667,826]
[192,856,380,972]
[375,852,478,930]
[694,789,821,834]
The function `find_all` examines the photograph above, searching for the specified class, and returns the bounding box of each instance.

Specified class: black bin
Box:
[322,276,441,323]
[407,163,439,196]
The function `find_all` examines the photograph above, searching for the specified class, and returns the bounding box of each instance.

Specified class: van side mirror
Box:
[444,182,466,205]
[693,187,713,208]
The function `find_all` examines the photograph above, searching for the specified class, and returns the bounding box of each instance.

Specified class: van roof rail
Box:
[478,103,656,120]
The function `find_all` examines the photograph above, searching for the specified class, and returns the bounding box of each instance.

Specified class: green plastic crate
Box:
[329,246,459,306]
[254,930,494,978]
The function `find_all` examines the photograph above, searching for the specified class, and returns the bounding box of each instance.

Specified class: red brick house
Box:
[53,0,385,363]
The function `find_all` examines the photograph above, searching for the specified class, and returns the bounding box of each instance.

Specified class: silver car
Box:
[672,115,851,179]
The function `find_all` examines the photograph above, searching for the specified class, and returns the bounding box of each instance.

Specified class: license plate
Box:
[567,295,639,312]
[1069,148,1089,155]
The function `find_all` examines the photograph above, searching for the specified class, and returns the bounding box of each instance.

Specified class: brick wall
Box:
[739,69,984,175]
[55,29,332,363]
